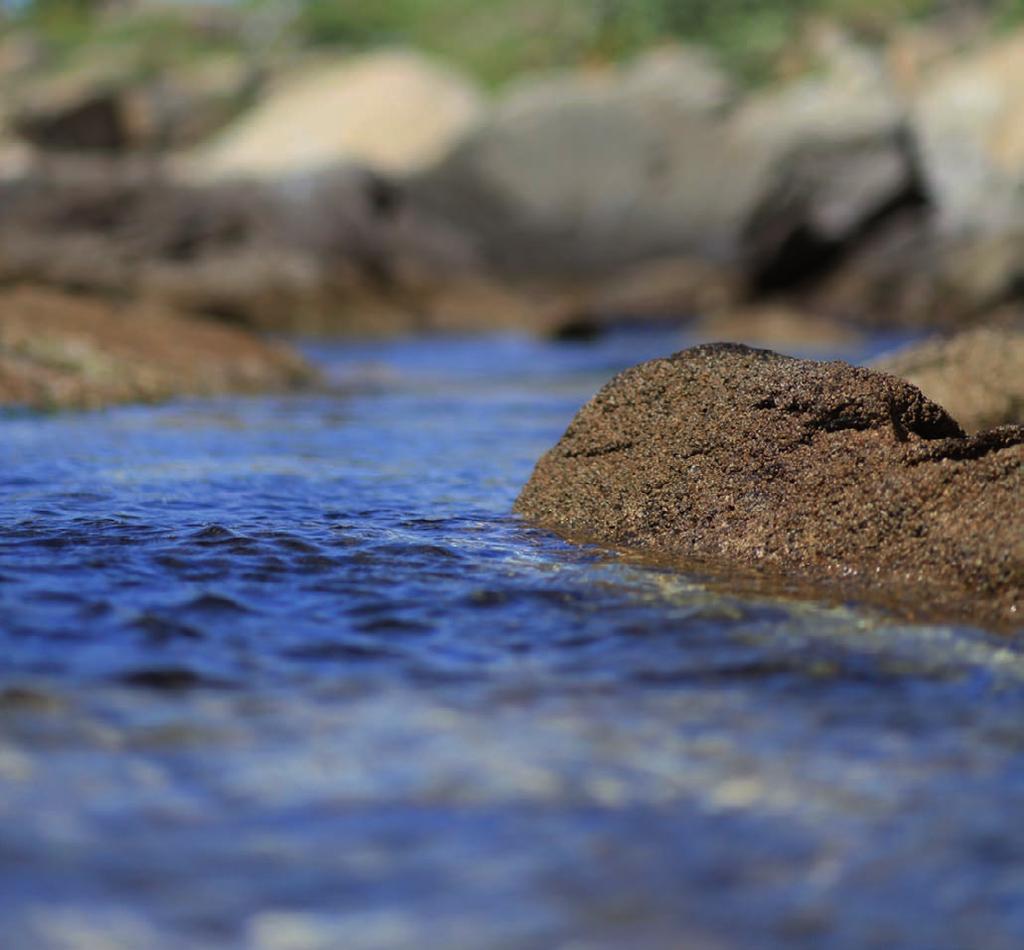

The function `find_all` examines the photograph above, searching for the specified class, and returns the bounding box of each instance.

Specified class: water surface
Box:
[2,330,1023,949]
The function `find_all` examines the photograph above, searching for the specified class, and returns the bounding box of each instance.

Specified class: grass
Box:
[3,2,244,85]
[288,0,955,84]
[5,0,1024,88]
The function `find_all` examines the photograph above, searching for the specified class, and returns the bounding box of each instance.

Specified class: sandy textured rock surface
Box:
[0,285,312,410]
[516,343,1023,627]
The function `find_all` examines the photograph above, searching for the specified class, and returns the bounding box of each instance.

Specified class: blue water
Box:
[2,330,1023,949]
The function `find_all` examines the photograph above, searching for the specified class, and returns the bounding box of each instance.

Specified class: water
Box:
[2,330,1023,949]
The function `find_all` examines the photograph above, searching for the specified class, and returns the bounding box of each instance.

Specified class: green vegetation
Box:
[292,0,940,84]
[2,1,244,82]
[4,0,1024,86]
[289,0,1018,83]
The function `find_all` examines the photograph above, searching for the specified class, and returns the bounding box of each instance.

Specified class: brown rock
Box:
[797,215,1024,332]
[0,285,312,410]
[515,343,1023,628]
[542,256,738,339]
[875,326,1024,432]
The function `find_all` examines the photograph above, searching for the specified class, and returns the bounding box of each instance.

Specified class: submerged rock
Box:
[516,343,1023,627]
[875,325,1024,432]
[0,285,312,410]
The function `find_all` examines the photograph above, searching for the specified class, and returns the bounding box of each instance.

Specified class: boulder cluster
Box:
[2,26,1024,338]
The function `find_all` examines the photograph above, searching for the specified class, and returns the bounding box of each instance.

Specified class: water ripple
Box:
[2,331,1024,947]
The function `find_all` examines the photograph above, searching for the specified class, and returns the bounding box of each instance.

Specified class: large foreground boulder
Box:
[516,343,1023,628]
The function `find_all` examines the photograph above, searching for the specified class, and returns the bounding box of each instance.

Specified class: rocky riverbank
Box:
[2,20,1024,342]
[0,285,311,410]
[516,343,1023,629]
[2,11,1024,422]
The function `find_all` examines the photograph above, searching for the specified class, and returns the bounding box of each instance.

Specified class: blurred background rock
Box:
[0,0,1023,409]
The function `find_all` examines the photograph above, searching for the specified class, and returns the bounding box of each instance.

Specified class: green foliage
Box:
[993,0,1024,27]
[16,0,98,19]
[291,0,948,84]
[298,0,435,46]
[4,0,1019,87]
[10,0,97,55]
[6,2,242,79]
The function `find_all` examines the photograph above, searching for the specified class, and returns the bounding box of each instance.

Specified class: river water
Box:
[2,331,1023,949]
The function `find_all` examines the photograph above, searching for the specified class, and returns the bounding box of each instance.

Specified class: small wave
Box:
[132,613,204,642]
[116,667,233,690]
[189,524,237,541]
[181,593,251,615]
[282,641,400,662]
